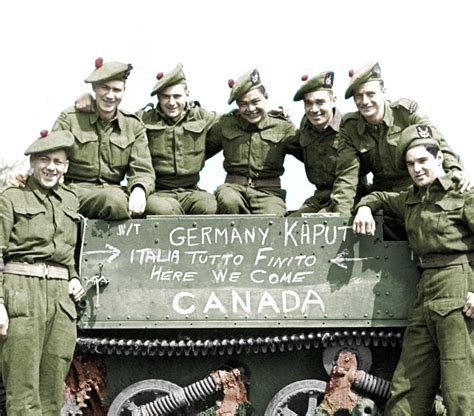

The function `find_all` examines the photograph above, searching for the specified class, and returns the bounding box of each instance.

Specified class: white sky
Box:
[1,0,472,209]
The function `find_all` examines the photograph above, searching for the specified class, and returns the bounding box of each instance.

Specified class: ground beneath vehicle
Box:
[64,214,418,415]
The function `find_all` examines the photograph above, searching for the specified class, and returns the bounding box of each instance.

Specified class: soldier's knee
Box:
[146,196,182,215]
[190,194,217,215]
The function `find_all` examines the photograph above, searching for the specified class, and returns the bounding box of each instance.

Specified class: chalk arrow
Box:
[83,243,121,263]
[330,249,374,269]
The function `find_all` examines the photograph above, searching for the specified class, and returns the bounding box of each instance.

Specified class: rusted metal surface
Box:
[319,351,362,415]
[64,356,107,415]
[212,369,249,416]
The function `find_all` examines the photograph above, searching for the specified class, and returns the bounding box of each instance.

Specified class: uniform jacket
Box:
[206,110,298,179]
[292,109,342,202]
[138,103,218,189]
[0,178,81,302]
[52,107,155,196]
[356,174,474,256]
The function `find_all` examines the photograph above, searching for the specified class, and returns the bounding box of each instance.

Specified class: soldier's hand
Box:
[0,304,9,338]
[463,292,474,319]
[7,173,28,188]
[128,187,146,216]
[452,170,473,193]
[352,206,376,236]
[75,93,95,112]
[68,278,85,302]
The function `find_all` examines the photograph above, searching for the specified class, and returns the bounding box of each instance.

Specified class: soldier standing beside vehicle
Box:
[353,124,474,415]
[0,130,85,415]
[206,69,298,215]
[331,62,468,236]
[52,58,155,220]
[75,63,218,215]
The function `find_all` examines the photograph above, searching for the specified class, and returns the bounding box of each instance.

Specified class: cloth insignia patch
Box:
[409,101,418,113]
[250,69,260,85]
[324,72,334,87]
[416,125,432,138]
[372,63,381,78]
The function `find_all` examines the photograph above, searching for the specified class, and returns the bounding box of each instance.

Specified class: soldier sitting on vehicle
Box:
[51,57,155,220]
[75,63,218,215]
[331,62,470,238]
[205,69,299,215]
[288,70,367,216]
[353,124,474,415]
[0,130,85,415]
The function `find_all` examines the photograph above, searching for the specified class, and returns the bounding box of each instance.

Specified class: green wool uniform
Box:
[52,107,155,219]
[289,109,342,215]
[206,110,298,215]
[356,176,474,415]
[332,99,463,216]
[0,177,81,415]
[139,103,218,215]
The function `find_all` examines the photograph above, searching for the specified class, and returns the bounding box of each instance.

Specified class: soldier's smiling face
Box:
[353,80,385,124]
[30,150,69,189]
[303,90,335,129]
[406,145,444,187]
[236,88,266,124]
[159,84,189,120]
[93,80,125,121]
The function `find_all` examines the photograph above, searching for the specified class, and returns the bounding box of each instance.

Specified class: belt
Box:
[225,174,281,188]
[418,252,474,269]
[4,262,69,280]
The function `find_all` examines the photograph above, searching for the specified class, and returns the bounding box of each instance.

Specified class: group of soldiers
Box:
[0,57,472,415]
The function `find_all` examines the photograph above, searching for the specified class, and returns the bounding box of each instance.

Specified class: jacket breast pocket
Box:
[434,198,464,234]
[109,134,134,169]
[70,128,98,167]
[63,209,82,246]
[13,205,47,238]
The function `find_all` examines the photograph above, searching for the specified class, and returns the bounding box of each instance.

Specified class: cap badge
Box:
[324,72,333,87]
[372,63,381,78]
[416,125,432,138]
[250,69,260,85]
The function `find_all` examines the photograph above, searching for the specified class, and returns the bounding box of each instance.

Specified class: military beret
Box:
[293,71,334,101]
[345,62,382,99]
[396,124,440,170]
[228,69,263,105]
[24,130,74,156]
[84,57,133,84]
[150,63,186,97]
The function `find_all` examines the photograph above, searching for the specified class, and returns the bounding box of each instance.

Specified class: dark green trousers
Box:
[215,183,287,215]
[0,274,77,416]
[68,182,130,220]
[146,188,217,215]
[385,263,473,415]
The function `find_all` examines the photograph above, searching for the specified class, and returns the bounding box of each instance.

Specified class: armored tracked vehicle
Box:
[64,214,418,415]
